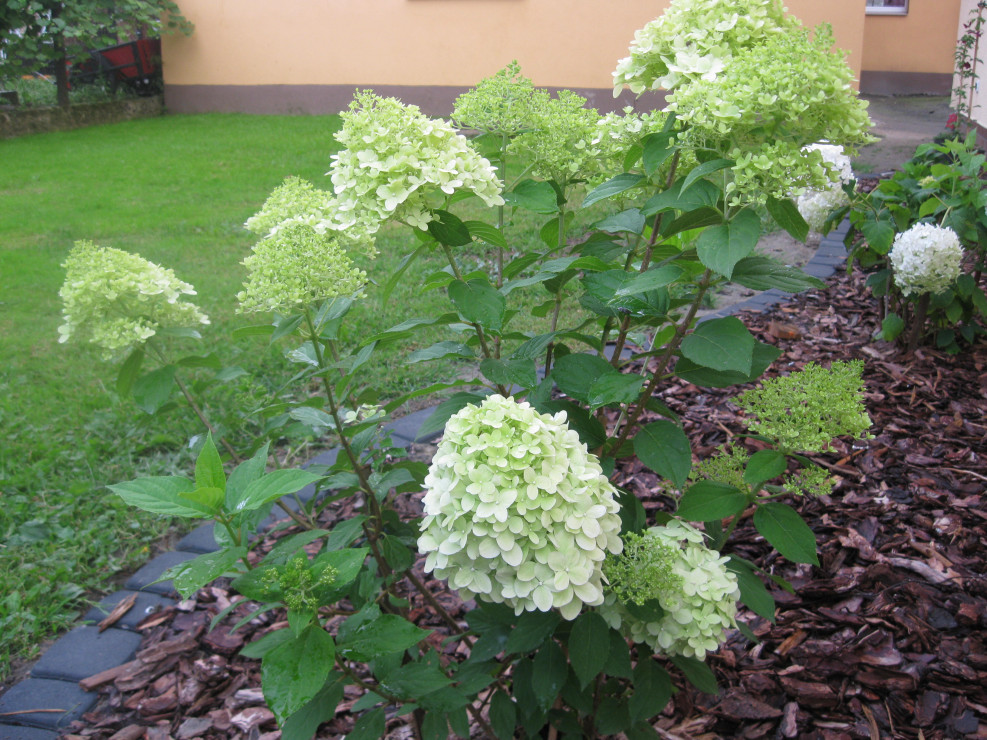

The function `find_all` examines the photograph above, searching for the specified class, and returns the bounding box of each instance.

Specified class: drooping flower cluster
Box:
[452,61,547,138]
[328,91,505,232]
[236,221,368,313]
[889,222,964,296]
[418,395,623,620]
[796,143,854,232]
[735,361,872,454]
[58,240,209,359]
[612,0,873,204]
[600,521,740,660]
[508,90,603,186]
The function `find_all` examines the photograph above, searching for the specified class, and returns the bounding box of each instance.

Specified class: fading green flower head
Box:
[329,91,505,232]
[418,394,623,620]
[58,240,209,359]
[600,520,740,660]
[735,361,872,453]
[509,90,602,186]
[452,61,547,137]
[236,221,368,314]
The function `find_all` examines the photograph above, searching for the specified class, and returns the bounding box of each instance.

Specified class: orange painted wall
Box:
[862,0,962,74]
[162,0,865,91]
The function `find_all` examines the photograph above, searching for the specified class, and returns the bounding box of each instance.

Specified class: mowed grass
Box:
[0,113,597,681]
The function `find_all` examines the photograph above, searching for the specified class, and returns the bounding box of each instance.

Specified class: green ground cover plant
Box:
[0,113,571,681]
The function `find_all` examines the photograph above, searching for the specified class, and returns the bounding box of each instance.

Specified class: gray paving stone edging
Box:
[0,229,849,738]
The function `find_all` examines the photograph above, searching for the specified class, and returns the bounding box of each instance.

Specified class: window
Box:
[866,0,908,15]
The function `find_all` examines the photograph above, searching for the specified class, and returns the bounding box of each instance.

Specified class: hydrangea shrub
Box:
[889,223,964,297]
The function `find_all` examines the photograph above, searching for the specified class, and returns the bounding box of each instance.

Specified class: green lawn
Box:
[0,113,598,681]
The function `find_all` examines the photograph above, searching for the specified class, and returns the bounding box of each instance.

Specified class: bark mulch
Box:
[60,265,987,740]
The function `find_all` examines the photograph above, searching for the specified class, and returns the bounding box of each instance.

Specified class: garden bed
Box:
[60,264,987,740]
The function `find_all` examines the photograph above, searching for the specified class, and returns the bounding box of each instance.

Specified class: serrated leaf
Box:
[233,469,323,513]
[670,655,719,694]
[614,265,684,296]
[643,179,720,215]
[379,658,451,699]
[281,680,344,740]
[261,625,335,724]
[116,347,144,397]
[743,449,787,489]
[582,173,645,208]
[766,196,810,242]
[587,372,644,410]
[682,158,733,192]
[480,357,538,390]
[531,640,567,711]
[754,503,819,565]
[490,691,517,740]
[681,316,755,374]
[880,312,905,341]
[568,612,610,688]
[132,365,176,414]
[427,209,472,246]
[551,353,614,404]
[448,279,506,332]
[595,208,646,235]
[109,476,210,518]
[676,480,747,522]
[504,610,560,654]
[506,179,560,214]
[346,707,386,740]
[337,614,431,662]
[629,659,673,723]
[464,220,508,248]
[731,256,825,292]
[674,341,781,388]
[860,219,895,254]
[407,340,474,364]
[414,392,487,440]
[164,547,248,599]
[642,131,676,177]
[195,434,226,492]
[696,208,760,279]
[726,555,776,622]
[634,420,692,488]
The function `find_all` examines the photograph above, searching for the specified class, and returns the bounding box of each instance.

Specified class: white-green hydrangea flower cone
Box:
[600,520,740,660]
[418,395,623,620]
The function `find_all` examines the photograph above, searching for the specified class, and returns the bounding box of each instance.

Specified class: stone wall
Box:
[0,95,164,139]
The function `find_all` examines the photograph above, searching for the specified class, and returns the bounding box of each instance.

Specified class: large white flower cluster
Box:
[889,223,964,296]
[418,395,623,620]
[58,240,209,359]
[600,520,740,660]
[796,143,853,232]
[329,91,505,232]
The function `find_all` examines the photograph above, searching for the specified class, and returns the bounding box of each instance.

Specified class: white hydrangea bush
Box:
[418,395,623,620]
[600,520,740,660]
[889,223,964,297]
[58,240,209,359]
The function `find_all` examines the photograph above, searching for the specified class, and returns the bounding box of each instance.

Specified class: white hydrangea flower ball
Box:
[889,223,963,296]
[796,143,853,233]
[418,395,623,620]
[599,520,740,660]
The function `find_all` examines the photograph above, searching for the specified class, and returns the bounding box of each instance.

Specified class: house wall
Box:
[162,0,865,116]
[954,0,987,145]
[860,0,962,95]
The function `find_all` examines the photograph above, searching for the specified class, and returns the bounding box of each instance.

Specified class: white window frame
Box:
[866,0,909,15]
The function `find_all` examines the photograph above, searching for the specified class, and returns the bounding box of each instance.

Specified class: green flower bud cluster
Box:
[508,89,603,187]
[600,520,740,660]
[692,444,834,497]
[244,176,334,238]
[263,555,338,613]
[329,91,505,232]
[452,61,546,138]
[735,360,872,454]
[418,395,623,620]
[58,240,209,360]
[236,220,368,314]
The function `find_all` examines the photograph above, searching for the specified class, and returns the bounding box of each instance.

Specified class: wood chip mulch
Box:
[61,265,987,740]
